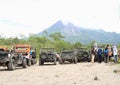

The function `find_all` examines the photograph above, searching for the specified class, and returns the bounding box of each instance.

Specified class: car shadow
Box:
[0,66,27,71]
[39,63,56,66]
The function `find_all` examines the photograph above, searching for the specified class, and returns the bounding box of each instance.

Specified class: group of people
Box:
[91,42,118,63]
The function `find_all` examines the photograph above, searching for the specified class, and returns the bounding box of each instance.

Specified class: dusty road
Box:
[0,62,120,85]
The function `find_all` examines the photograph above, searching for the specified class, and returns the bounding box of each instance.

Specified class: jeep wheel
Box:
[58,57,63,64]
[27,59,31,66]
[31,60,34,65]
[54,57,57,65]
[7,59,16,70]
[74,56,77,64]
[22,58,27,68]
[62,60,65,63]
[31,59,37,65]
[39,58,44,65]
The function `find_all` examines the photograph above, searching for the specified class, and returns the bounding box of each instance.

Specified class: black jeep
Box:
[39,48,57,65]
[0,47,27,70]
[75,47,90,62]
[59,50,77,64]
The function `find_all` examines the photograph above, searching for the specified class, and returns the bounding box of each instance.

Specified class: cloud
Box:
[0,0,120,37]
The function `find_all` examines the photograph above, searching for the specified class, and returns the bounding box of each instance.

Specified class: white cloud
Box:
[0,0,120,37]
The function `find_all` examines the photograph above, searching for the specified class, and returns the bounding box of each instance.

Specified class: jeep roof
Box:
[14,44,31,53]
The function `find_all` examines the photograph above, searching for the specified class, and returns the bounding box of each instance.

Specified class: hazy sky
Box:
[0,0,120,37]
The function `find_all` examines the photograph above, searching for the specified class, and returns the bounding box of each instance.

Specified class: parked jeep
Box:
[14,44,37,66]
[39,48,57,65]
[59,50,77,64]
[75,47,91,62]
[0,46,27,70]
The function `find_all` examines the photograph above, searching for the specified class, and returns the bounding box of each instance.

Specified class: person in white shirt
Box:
[112,44,118,63]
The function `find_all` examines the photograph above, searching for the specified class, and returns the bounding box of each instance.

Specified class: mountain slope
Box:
[37,20,120,44]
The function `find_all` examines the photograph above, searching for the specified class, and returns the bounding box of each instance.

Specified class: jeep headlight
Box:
[8,54,11,57]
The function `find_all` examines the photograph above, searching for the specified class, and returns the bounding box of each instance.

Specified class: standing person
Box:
[26,48,30,58]
[97,46,103,63]
[108,44,113,62]
[94,41,98,51]
[104,45,109,63]
[91,47,96,63]
[112,44,118,63]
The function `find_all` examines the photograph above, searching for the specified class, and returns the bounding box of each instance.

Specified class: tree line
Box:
[0,32,120,57]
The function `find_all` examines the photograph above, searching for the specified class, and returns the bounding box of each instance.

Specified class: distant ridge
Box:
[37,20,120,44]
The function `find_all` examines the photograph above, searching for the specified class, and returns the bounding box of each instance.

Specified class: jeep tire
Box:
[54,57,57,65]
[74,56,77,64]
[22,58,27,68]
[7,59,16,70]
[58,57,63,64]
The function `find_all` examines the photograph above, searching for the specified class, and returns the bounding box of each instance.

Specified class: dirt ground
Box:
[0,62,120,85]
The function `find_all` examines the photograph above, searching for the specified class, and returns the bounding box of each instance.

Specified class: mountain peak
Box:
[53,20,64,26]
[48,20,65,30]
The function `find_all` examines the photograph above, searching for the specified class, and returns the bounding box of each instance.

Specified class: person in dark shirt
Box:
[104,45,109,63]
[97,46,103,63]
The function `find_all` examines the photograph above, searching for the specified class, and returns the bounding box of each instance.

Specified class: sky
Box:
[0,0,120,38]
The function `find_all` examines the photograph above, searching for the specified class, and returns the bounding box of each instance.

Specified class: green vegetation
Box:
[1,32,120,59]
[0,32,82,58]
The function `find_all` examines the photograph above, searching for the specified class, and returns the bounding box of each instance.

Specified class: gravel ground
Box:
[0,62,120,85]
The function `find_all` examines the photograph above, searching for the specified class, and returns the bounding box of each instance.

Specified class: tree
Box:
[49,32,65,41]
[53,40,72,52]
[73,42,82,49]
[13,37,20,44]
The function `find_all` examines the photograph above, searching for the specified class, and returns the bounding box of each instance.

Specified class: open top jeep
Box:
[39,48,57,65]
[59,50,77,64]
[14,44,37,66]
[0,46,27,70]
